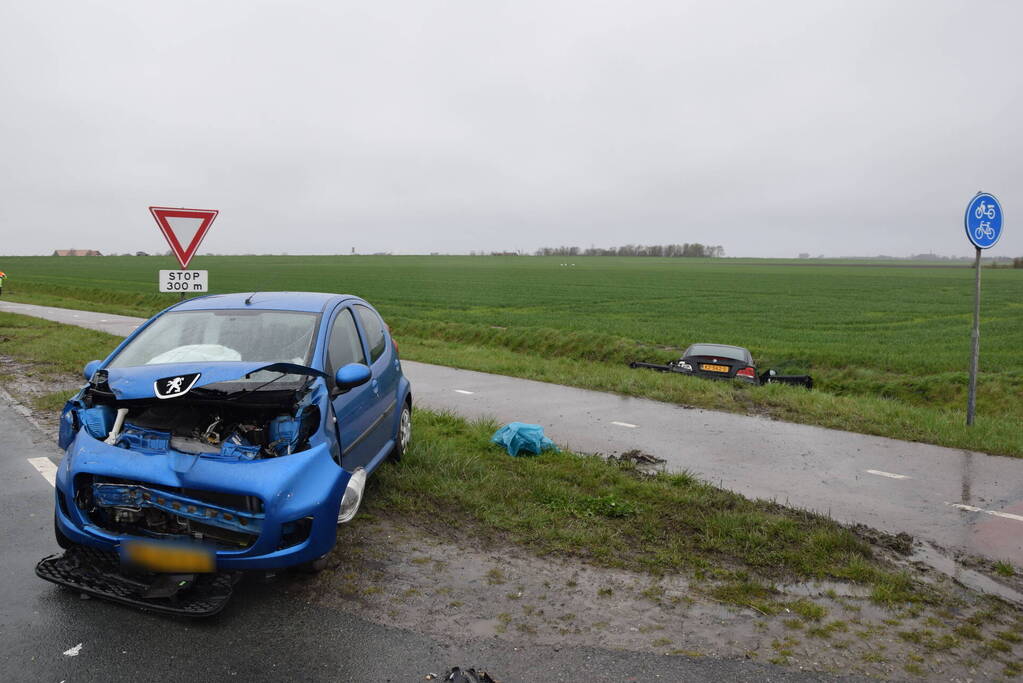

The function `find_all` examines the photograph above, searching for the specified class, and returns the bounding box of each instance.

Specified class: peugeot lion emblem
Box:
[154,373,201,399]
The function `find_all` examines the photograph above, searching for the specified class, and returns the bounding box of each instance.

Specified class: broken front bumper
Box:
[55,430,352,570]
[36,545,238,617]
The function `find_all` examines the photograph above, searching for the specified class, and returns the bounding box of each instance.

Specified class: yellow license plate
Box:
[700,364,730,373]
[121,540,215,573]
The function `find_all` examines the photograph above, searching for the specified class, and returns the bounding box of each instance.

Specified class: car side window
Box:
[354,305,387,364]
[328,308,366,372]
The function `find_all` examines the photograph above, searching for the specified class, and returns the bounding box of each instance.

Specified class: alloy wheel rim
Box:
[399,407,411,451]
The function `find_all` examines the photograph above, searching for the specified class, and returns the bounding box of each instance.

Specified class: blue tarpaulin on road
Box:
[491,422,559,457]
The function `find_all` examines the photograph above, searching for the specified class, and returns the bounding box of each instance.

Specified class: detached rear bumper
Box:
[55,431,352,570]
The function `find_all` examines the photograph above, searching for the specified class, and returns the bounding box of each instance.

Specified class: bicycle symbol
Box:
[975,221,995,240]
[974,201,997,220]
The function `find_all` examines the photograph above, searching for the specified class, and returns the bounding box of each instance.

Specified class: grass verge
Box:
[366,408,930,608]
[0,312,118,375]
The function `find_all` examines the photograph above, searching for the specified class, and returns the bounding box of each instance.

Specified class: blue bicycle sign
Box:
[965,193,1003,249]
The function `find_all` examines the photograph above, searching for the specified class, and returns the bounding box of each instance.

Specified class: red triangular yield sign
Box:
[149,206,219,269]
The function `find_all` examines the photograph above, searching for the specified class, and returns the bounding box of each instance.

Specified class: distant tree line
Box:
[535,243,725,258]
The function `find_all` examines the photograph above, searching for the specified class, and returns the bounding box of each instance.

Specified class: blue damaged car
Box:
[39,292,411,611]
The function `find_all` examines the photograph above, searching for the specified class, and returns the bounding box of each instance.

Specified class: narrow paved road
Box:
[0,402,837,682]
[3,300,1021,568]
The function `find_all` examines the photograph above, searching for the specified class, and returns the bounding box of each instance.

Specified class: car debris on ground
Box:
[607,449,665,465]
[431,667,497,682]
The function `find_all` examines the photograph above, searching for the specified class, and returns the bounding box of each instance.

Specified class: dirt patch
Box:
[0,355,81,435]
[287,513,1023,681]
[852,524,914,555]
[605,449,666,475]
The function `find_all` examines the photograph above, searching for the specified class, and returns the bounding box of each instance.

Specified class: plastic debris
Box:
[491,422,558,457]
[63,643,83,657]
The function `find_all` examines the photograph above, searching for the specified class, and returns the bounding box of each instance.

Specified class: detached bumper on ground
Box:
[36,545,239,617]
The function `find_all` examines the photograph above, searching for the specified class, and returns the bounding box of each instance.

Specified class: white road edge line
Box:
[611,421,638,428]
[945,502,1023,523]
[989,510,1023,523]
[865,469,910,480]
[28,457,57,487]
[453,389,474,395]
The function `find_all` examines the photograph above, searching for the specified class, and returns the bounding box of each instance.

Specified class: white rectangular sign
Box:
[159,270,208,292]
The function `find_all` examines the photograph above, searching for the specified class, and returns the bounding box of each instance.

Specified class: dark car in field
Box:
[670,343,760,383]
[630,343,812,389]
[39,292,412,614]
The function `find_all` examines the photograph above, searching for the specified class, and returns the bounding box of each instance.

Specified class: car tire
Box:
[54,514,72,550]
[391,401,411,462]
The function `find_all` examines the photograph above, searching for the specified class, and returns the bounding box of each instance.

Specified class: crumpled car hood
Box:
[102,362,328,400]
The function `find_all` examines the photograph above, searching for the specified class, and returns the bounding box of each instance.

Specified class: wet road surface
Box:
[0,394,853,681]
[2,299,1021,568]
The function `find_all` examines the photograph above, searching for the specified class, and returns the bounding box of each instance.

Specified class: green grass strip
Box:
[367,409,927,606]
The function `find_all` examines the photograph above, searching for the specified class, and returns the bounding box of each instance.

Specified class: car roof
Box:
[171,291,357,314]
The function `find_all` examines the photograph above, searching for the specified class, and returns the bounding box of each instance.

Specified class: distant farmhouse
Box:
[52,249,102,256]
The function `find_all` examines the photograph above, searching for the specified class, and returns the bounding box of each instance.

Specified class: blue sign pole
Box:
[963,192,1004,426]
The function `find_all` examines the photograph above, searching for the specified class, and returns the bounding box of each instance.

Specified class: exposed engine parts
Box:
[71,387,320,462]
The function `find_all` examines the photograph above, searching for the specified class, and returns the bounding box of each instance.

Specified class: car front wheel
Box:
[393,402,411,461]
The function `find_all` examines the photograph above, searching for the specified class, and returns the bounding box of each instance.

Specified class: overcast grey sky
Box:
[1,1,1019,258]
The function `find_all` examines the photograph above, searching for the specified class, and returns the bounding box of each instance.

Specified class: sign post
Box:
[963,192,1003,426]
[149,206,218,300]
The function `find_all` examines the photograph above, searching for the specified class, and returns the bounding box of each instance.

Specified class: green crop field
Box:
[1,254,1021,455]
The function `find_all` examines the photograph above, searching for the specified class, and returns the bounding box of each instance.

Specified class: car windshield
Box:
[684,344,749,362]
[108,310,319,369]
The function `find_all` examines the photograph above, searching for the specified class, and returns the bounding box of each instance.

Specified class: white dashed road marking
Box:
[611,421,637,429]
[453,389,474,395]
[28,457,57,487]
[865,469,910,480]
[946,502,1023,523]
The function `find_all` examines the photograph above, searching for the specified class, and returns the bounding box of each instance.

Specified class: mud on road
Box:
[5,357,1023,682]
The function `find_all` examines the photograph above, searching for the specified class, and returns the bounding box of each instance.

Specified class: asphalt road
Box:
[0,396,856,682]
[2,300,1021,570]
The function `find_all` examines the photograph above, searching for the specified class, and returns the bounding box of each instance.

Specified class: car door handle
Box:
[371,379,379,395]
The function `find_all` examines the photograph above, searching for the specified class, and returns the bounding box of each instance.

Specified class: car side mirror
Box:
[83,360,103,381]
[335,363,371,391]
